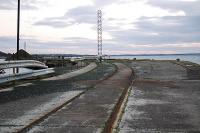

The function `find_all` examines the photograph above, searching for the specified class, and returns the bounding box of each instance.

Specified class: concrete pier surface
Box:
[27,63,132,133]
[118,60,200,132]
[0,60,199,133]
[0,62,116,132]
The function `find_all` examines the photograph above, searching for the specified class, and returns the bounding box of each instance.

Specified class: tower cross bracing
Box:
[97,10,102,56]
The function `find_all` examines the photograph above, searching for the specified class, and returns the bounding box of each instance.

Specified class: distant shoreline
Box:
[110,54,200,65]
[110,53,200,56]
[1,53,200,64]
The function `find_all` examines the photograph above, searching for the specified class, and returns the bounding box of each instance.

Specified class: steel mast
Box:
[97,10,102,58]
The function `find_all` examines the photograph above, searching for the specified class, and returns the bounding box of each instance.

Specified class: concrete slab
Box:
[118,61,200,132]
[28,63,132,133]
[0,63,114,133]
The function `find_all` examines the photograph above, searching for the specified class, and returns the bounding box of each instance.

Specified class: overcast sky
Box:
[0,0,200,54]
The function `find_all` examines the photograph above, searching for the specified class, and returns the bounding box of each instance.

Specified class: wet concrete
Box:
[0,63,115,132]
[27,63,132,133]
[119,61,200,132]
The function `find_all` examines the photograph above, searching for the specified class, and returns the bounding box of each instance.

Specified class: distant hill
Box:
[33,54,84,57]
[6,49,33,60]
[0,51,7,57]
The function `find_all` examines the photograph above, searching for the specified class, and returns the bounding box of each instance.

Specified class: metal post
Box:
[17,0,20,60]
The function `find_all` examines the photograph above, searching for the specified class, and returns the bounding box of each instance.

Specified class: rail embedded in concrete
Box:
[22,63,132,133]
[0,68,54,84]
[0,60,47,69]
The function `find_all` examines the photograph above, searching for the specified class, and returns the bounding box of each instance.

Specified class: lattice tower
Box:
[97,10,102,56]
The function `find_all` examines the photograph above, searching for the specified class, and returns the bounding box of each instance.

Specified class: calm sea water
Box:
[111,54,200,64]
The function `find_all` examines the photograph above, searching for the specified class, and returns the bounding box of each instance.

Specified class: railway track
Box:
[15,63,118,133]
[17,91,85,133]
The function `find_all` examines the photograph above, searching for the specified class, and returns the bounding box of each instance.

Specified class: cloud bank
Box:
[0,0,200,54]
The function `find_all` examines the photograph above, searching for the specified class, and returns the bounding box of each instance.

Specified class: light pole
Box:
[17,0,20,60]
[15,0,20,74]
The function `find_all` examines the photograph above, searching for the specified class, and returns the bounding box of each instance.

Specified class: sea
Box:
[110,54,200,65]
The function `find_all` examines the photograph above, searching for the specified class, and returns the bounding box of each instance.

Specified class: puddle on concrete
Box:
[132,88,143,96]
[130,88,168,106]
[124,108,144,119]
[1,90,83,133]
[0,83,33,93]
[129,99,168,106]
[163,90,184,99]
[99,104,114,111]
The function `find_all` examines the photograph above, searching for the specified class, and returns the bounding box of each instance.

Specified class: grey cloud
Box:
[94,0,116,7]
[0,0,16,10]
[1,0,200,54]
[147,0,200,15]
[62,37,97,49]
[33,0,118,27]
[136,16,200,42]
[0,36,16,48]
[34,6,97,28]
[0,36,98,54]
[34,18,74,28]
[107,13,200,45]
[26,37,98,54]
[125,0,200,46]
[64,6,97,24]
[0,0,40,10]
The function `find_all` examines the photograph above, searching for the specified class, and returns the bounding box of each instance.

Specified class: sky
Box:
[0,0,200,55]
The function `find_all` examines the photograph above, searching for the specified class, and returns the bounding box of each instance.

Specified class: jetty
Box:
[0,59,200,132]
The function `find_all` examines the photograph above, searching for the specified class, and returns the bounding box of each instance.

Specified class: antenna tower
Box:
[97,10,102,57]
[24,41,26,51]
